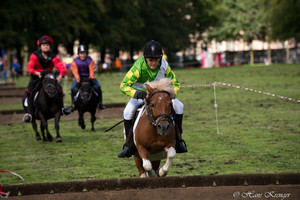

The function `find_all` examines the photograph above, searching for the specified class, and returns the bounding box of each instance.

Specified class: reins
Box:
[144,90,173,127]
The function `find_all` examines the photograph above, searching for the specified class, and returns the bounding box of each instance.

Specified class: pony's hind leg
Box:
[90,111,96,131]
[78,112,85,129]
[158,147,176,177]
[151,161,161,176]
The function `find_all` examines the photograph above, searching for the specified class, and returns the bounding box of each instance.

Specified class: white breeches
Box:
[123,98,184,120]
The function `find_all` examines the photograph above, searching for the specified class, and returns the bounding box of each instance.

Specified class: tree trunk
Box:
[285,41,290,64]
[130,45,134,64]
[267,41,272,65]
[100,46,105,64]
[66,42,74,56]
[23,45,29,75]
[249,42,254,65]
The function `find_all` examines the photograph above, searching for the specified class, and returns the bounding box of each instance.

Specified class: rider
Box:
[70,44,105,110]
[23,35,72,123]
[118,40,187,158]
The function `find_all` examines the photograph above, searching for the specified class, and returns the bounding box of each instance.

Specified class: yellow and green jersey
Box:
[120,56,180,98]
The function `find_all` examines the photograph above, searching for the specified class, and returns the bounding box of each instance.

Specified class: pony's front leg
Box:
[39,113,53,142]
[31,119,41,141]
[39,120,47,142]
[134,155,146,177]
[138,147,155,177]
[78,111,85,129]
[158,147,176,177]
[54,112,62,142]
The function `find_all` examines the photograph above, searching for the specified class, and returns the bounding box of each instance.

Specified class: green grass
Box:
[0,64,299,185]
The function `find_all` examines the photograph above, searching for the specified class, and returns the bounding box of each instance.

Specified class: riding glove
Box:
[134,91,147,99]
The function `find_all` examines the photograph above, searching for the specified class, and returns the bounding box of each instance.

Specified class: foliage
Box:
[209,0,266,43]
[0,64,299,185]
[0,0,219,58]
[265,0,300,41]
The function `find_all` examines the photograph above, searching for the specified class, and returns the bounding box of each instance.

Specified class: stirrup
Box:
[176,139,188,153]
[23,113,32,123]
[62,107,72,115]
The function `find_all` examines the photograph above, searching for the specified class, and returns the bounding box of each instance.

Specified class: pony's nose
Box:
[157,122,171,135]
[46,85,57,95]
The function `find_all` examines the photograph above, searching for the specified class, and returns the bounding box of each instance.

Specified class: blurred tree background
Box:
[0,0,299,63]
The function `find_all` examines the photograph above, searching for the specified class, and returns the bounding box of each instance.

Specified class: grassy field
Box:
[0,64,299,185]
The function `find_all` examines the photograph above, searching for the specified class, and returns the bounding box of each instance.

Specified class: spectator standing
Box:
[114,57,122,75]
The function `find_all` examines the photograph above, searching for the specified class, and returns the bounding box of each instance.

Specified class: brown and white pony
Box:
[133,78,177,177]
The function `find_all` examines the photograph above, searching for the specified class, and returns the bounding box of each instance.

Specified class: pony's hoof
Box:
[158,168,168,177]
[148,170,156,177]
[56,137,62,143]
[91,128,95,132]
[81,125,86,129]
[47,136,53,142]
[36,136,41,141]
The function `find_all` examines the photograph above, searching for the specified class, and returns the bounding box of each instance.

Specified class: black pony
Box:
[73,77,98,131]
[22,70,64,142]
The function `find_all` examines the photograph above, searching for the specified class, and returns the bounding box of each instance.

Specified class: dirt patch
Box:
[0,107,124,125]
[3,174,300,200]
[0,97,23,105]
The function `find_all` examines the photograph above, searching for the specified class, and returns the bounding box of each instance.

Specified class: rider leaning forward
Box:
[118,40,188,158]
[23,35,72,123]
[70,44,105,110]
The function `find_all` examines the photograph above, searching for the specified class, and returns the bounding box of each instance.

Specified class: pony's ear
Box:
[145,83,154,95]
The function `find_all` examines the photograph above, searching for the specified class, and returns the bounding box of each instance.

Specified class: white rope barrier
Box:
[182,82,299,135]
[182,82,300,103]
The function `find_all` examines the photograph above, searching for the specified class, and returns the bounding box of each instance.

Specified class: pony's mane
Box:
[146,78,176,99]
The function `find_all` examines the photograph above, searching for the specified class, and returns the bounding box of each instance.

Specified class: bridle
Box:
[144,90,173,127]
[80,82,92,101]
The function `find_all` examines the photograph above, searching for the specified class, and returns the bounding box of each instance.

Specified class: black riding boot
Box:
[174,114,188,153]
[96,86,105,110]
[118,119,134,158]
[70,89,76,112]
[23,95,34,123]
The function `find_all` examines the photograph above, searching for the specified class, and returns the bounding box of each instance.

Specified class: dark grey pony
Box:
[23,70,64,142]
[73,77,98,131]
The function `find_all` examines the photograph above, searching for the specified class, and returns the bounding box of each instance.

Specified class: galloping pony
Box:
[22,70,64,142]
[73,77,98,131]
[133,78,177,177]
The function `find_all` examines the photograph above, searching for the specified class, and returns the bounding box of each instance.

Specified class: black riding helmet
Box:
[78,44,88,54]
[143,40,163,58]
